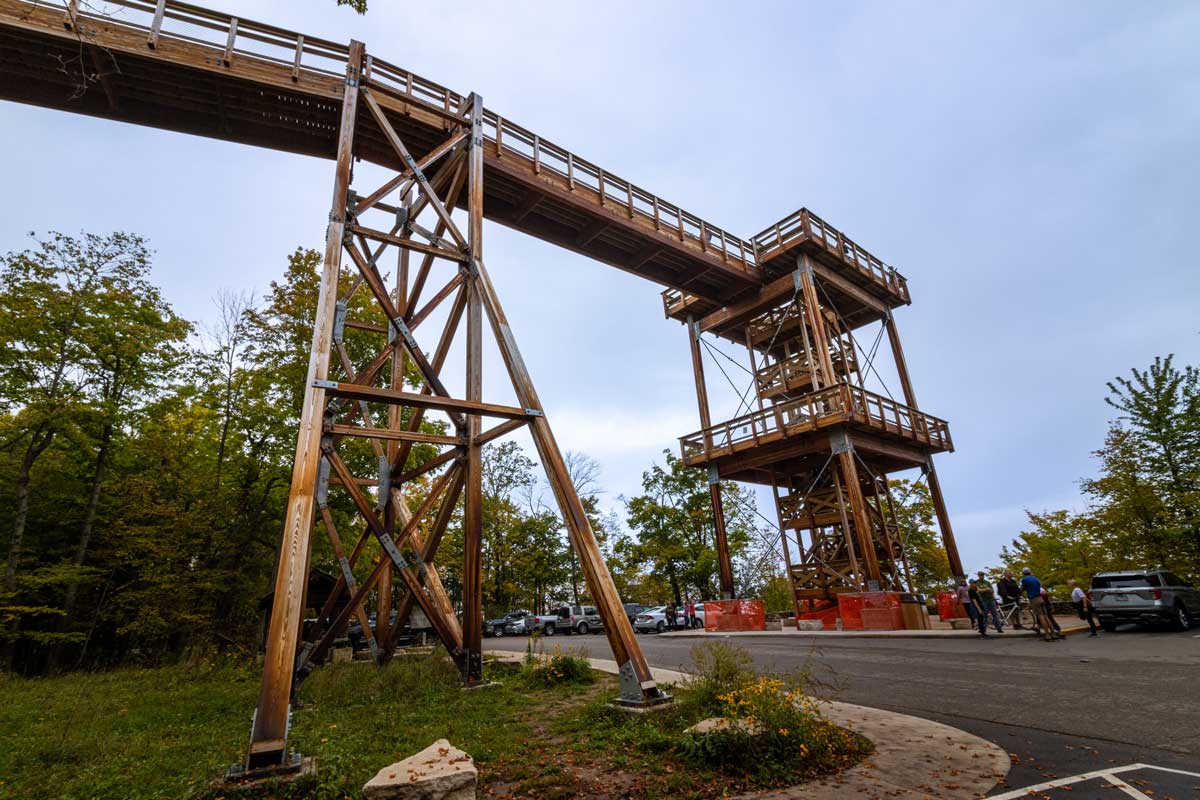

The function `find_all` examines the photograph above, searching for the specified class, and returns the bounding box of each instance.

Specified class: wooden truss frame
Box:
[246,45,669,773]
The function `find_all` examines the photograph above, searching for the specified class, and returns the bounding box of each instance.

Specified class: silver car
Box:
[1090,570,1200,632]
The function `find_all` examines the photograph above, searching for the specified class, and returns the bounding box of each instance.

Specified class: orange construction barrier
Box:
[840,591,906,630]
[837,594,865,630]
[798,599,839,629]
[703,599,766,632]
[936,591,967,620]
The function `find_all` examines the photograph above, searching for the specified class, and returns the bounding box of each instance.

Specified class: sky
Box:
[1,0,1198,572]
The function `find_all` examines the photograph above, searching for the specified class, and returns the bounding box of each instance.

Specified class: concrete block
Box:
[763,617,783,631]
[332,646,353,663]
[948,618,974,630]
[798,619,824,631]
[362,739,476,800]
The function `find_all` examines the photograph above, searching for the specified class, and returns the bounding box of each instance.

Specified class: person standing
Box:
[666,601,677,631]
[964,582,993,638]
[974,571,1004,634]
[956,579,978,630]
[998,569,1024,628]
[1042,587,1064,638]
[1069,579,1100,636]
[685,600,696,629]
[1020,567,1055,641]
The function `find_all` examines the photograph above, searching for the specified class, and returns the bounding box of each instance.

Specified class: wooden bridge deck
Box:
[0,0,909,311]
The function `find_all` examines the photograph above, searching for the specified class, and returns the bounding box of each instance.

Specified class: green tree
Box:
[1104,355,1199,574]
[885,479,952,595]
[623,450,761,605]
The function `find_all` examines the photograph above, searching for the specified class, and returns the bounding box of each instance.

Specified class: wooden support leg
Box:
[460,94,485,686]
[472,229,668,706]
[836,448,881,588]
[244,41,364,773]
[925,458,964,579]
[685,317,734,599]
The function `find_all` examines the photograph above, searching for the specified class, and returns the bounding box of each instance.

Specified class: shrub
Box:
[682,641,757,715]
[679,675,867,778]
[523,644,593,687]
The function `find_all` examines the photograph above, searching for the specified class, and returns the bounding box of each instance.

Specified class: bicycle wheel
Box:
[1018,606,1036,629]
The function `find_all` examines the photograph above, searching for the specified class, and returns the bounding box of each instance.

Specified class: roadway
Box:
[486,625,1200,797]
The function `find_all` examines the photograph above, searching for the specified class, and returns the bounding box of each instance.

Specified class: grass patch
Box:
[0,644,870,800]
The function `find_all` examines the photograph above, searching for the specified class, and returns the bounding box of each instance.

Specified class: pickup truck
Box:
[507,605,603,635]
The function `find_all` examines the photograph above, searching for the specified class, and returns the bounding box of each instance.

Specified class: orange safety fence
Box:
[839,591,906,630]
[837,593,864,629]
[798,599,840,629]
[936,591,967,620]
[703,600,765,632]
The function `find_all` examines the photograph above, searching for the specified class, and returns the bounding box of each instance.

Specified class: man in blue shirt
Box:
[1020,567,1057,641]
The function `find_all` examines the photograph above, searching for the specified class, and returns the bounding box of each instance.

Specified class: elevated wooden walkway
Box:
[0,0,908,312]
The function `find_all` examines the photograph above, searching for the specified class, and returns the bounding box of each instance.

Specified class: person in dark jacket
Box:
[998,569,1024,629]
[967,581,991,637]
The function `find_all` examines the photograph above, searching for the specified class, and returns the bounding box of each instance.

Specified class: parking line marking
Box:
[1103,774,1155,800]
[989,762,1200,799]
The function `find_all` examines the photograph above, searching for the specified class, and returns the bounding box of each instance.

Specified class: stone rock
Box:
[797,619,824,631]
[362,739,476,800]
[686,716,762,736]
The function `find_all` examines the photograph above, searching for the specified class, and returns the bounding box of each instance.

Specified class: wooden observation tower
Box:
[666,210,964,612]
[0,0,963,779]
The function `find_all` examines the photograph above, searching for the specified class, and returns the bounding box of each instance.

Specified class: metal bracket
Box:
[396,204,410,230]
[795,255,811,276]
[524,408,544,418]
[336,555,357,590]
[313,379,338,390]
[378,533,408,570]
[315,457,331,509]
[411,550,428,580]
[707,463,720,487]
[828,429,852,455]
[332,300,347,345]
[345,76,358,87]
[375,455,391,512]
[690,319,701,339]
[617,660,642,703]
[366,636,380,662]
[392,318,420,352]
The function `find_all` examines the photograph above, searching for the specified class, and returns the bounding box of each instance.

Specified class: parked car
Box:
[633,605,688,633]
[1090,570,1200,632]
[484,610,529,637]
[623,603,647,624]
[550,604,603,635]
[346,611,417,651]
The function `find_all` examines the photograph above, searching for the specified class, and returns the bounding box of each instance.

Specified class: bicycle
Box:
[998,599,1036,630]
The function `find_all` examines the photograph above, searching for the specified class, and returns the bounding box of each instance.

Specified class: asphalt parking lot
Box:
[486,623,1200,797]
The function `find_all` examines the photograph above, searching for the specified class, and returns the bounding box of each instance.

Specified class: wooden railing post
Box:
[146,0,166,48]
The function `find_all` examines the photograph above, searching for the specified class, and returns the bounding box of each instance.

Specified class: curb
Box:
[484,649,1011,800]
[659,623,1090,641]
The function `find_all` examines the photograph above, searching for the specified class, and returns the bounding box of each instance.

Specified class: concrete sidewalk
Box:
[662,615,1089,640]
[485,649,1011,800]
